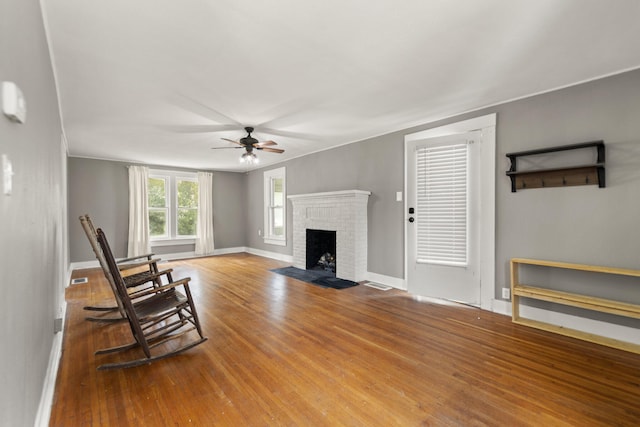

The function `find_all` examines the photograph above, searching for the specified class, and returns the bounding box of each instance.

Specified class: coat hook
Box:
[541,178,545,187]
[562,176,567,185]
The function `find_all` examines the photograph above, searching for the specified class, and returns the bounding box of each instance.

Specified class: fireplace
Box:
[288,190,370,282]
[306,229,337,273]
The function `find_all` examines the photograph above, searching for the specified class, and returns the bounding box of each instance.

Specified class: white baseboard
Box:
[69,247,248,271]
[156,251,196,261]
[246,247,294,263]
[518,304,640,346]
[491,298,512,316]
[155,246,293,263]
[365,271,406,290]
[158,246,246,262]
[211,246,246,256]
[491,298,638,345]
[34,303,66,427]
[65,264,73,288]
[70,259,99,271]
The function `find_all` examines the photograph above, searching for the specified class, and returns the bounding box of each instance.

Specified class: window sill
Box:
[264,237,286,247]
[151,238,196,247]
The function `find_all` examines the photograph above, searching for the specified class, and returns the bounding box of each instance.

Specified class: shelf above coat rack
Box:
[505,141,605,192]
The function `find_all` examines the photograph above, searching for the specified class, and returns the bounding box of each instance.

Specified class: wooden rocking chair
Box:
[79,214,173,321]
[95,227,207,370]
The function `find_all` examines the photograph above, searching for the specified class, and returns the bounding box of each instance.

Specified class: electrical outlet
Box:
[502,287,511,300]
[54,318,63,333]
[258,229,262,236]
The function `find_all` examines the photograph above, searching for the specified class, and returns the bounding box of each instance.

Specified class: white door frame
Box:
[404,113,496,311]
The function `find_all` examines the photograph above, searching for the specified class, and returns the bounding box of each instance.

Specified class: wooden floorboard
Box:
[50,253,640,426]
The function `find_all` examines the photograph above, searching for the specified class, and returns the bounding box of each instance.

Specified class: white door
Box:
[406,131,481,305]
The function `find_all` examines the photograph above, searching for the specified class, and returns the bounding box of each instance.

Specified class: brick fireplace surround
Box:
[288,190,371,282]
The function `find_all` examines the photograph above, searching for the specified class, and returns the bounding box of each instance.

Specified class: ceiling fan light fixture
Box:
[240,151,259,164]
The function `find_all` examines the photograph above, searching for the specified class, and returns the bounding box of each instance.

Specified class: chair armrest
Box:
[116,253,155,263]
[118,258,162,271]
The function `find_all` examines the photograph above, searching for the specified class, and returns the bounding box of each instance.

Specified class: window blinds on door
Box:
[416,142,468,266]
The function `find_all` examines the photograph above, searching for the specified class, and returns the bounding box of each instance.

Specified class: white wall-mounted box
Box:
[2,81,27,123]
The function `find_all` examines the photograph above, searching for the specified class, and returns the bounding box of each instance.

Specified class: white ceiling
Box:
[42,0,640,172]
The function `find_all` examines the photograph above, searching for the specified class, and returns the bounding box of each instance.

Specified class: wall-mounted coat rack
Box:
[505,141,605,192]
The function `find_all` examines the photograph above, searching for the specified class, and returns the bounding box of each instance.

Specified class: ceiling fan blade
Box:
[254,140,277,147]
[211,146,243,150]
[259,147,285,153]
[221,138,244,146]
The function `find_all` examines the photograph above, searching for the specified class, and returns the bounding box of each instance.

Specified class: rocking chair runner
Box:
[79,214,174,321]
[96,228,207,370]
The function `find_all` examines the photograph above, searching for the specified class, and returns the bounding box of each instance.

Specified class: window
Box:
[176,179,198,236]
[148,176,169,238]
[148,170,198,243]
[264,167,286,246]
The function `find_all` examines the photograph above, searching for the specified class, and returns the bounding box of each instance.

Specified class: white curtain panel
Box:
[195,171,215,255]
[127,165,151,257]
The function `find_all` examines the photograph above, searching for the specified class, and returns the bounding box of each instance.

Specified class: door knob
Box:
[408,217,415,223]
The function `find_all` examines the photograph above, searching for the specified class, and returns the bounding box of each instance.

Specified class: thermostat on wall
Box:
[2,81,27,124]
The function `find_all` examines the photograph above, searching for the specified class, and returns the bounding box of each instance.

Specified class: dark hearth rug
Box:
[270,267,359,290]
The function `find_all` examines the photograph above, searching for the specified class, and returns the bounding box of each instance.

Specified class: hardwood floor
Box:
[51,253,640,426]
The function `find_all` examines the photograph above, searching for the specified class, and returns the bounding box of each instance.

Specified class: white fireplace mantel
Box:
[288,189,371,201]
[288,189,370,282]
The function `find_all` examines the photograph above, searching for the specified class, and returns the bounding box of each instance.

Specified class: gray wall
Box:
[246,68,640,305]
[0,0,67,425]
[68,158,247,262]
[211,170,247,251]
[68,158,129,260]
[494,70,640,290]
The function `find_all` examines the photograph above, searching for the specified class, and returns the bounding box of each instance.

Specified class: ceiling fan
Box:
[212,126,284,164]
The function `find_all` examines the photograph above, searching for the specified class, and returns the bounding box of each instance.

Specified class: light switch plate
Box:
[3,154,13,195]
[2,81,27,123]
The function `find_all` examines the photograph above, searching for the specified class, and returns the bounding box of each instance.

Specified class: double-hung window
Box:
[263,167,286,246]
[148,170,198,244]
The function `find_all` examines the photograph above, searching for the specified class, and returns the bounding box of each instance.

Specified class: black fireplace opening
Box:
[306,229,336,274]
